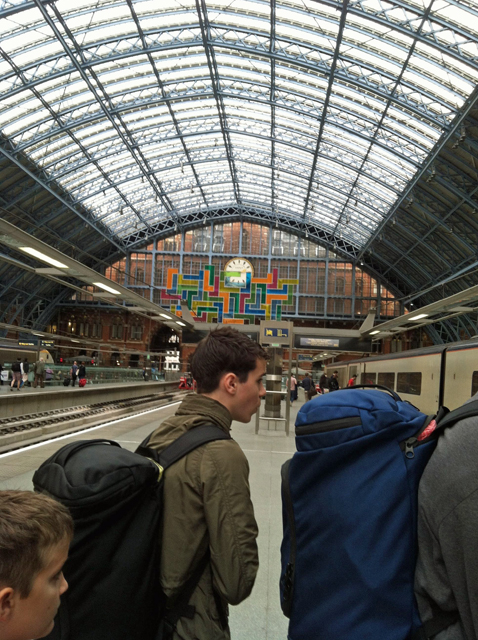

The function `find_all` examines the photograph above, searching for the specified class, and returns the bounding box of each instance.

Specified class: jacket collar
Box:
[175,393,232,432]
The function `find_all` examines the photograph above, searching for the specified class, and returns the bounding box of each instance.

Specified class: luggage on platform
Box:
[33,425,231,640]
[63,378,70,387]
[280,385,467,640]
[78,378,86,387]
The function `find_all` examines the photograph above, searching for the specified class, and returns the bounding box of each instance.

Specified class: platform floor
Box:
[0,391,307,639]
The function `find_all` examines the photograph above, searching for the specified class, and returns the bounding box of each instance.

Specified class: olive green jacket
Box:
[147,394,259,640]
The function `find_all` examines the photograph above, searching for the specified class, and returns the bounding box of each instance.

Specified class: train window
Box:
[360,372,377,385]
[397,372,422,395]
[472,372,478,397]
[377,373,395,390]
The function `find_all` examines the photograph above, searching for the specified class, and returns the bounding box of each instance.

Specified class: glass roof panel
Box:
[1,0,477,243]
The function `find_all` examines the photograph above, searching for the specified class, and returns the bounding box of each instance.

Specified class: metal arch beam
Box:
[27,287,73,331]
[39,112,410,204]
[0,44,151,232]
[32,0,175,224]
[124,0,208,210]
[6,56,433,160]
[196,0,241,204]
[210,32,453,125]
[1,20,467,129]
[343,0,478,70]
[4,1,478,91]
[1,29,454,133]
[213,0,478,78]
[0,167,116,257]
[76,151,401,228]
[332,0,435,236]
[380,180,478,282]
[28,100,421,189]
[358,84,478,261]
[0,141,125,253]
[270,0,277,217]
[120,205,421,299]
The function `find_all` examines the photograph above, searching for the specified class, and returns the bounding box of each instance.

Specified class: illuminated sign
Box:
[18,341,37,347]
[299,337,340,348]
[265,328,289,338]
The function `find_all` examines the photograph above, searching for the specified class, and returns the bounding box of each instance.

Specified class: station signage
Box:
[18,340,37,347]
[299,337,340,348]
[260,321,293,346]
[41,340,55,347]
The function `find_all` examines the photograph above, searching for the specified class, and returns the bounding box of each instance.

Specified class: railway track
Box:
[0,390,184,453]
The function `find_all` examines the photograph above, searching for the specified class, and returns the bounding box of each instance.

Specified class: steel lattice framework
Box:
[1,0,478,340]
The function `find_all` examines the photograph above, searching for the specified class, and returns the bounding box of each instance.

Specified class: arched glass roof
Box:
[0,0,478,250]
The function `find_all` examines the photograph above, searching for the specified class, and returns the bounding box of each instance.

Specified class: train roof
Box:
[331,337,478,366]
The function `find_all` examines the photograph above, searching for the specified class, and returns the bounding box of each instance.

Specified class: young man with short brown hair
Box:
[148,327,267,639]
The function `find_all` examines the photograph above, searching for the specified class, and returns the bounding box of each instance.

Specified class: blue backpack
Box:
[280,386,470,640]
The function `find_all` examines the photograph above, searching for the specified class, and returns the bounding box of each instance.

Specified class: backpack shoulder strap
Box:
[436,398,478,433]
[136,425,231,470]
[280,458,296,618]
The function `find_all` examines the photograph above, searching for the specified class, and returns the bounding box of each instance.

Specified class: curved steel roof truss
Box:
[0,0,478,331]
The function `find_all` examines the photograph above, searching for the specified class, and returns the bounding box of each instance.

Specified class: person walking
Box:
[78,362,86,387]
[328,371,340,392]
[301,373,312,401]
[33,358,46,389]
[347,374,357,387]
[22,358,30,388]
[10,358,22,391]
[70,361,79,387]
[319,372,328,394]
[290,374,298,404]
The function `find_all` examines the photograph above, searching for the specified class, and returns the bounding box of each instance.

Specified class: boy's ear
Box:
[0,587,14,622]
[222,372,238,395]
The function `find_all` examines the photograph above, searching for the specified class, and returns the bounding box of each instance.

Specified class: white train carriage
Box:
[326,343,451,414]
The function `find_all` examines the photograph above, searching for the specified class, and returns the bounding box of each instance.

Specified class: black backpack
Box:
[33,425,231,640]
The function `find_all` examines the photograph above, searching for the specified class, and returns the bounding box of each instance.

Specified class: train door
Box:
[442,347,478,410]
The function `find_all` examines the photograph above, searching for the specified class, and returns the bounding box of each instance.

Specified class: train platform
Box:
[0,380,179,418]
[0,393,302,640]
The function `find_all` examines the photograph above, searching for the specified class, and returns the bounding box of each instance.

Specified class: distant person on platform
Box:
[301,373,312,400]
[22,358,30,388]
[289,374,298,404]
[70,361,78,387]
[78,362,86,384]
[328,371,340,392]
[10,358,22,392]
[33,358,46,389]
[319,372,328,394]
[347,374,357,387]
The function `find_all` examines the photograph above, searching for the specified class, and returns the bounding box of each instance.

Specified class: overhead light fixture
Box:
[176,321,186,326]
[370,330,380,335]
[160,313,171,319]
[19,247,68,269]
[71,339,80,343]
[92,282,121,295]
[409,313,428,321]
[32,332,45,337]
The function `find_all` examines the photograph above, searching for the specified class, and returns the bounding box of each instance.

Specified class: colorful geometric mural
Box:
[161,265,298,324]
